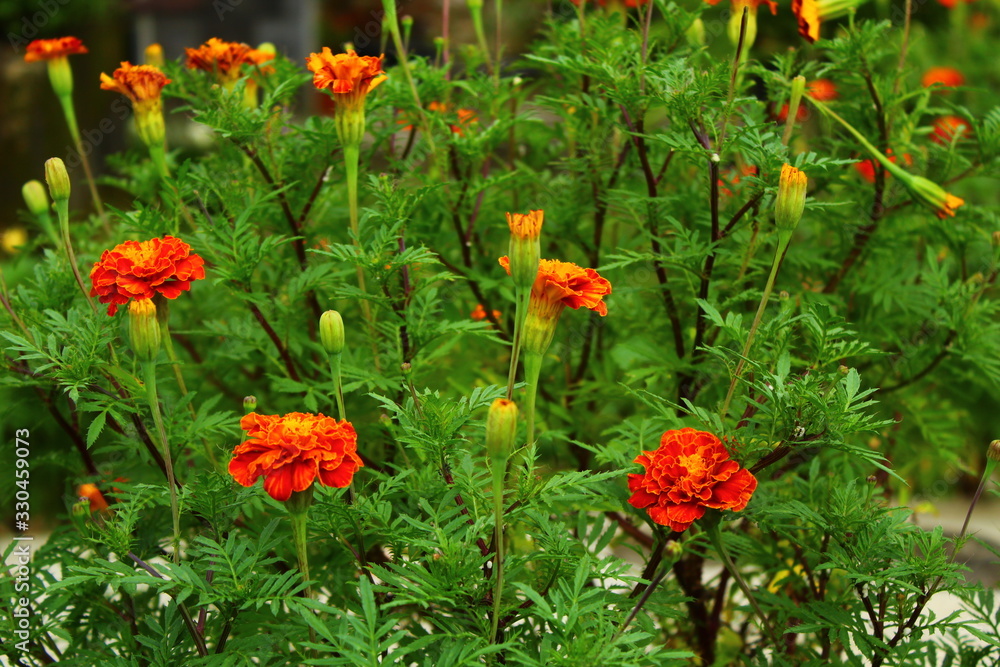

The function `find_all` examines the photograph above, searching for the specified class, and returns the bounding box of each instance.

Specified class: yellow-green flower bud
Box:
[320,310,345,355]
[128,299,161,362]
[486,398,518,462]
[506,210,543,293]
[144,43,165,67]
[988,440,1000,463]
[22,180,49,217]
[685,18,706,47]
[785,75,806,128]
[44,158,71,202]
[243,395,257,414]
[775,164,807,233]
[728,6,757,50]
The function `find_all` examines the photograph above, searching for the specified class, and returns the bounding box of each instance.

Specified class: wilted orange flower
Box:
[185,38,255,82]
[499,256,611,317]
[922,67,964,89]
[628,428,758,532]
[854,150,912,183]
[306,48,386,111]
[471,304,502,321]
[99,62,171,111]
[77,483,109,512]
[24,37,88,62]
[229,412,363,502]
[89,236,205,316]
[931,115,972,144]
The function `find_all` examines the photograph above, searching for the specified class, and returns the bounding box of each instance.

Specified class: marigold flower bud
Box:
[22,180,49,217]
[988,439,1000,463]
[128,299,161,362]
[685,18,706,46]
[506,210,544,292]
[775,164,807,232]
[145,43,165,67]
[44,158,71,202]
[486,398,518,462]
[784,75,806,127]
[728,6,758,49]
[243,395,257,413]
[320,310,346,355]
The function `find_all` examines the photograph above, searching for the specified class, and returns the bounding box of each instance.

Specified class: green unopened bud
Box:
[256,42,277,58]
[988,440,1000,463]
[44,158,71,202]
[320,310,345,355]
[401,15,414,29]
[243,395,257,414]
[22,180,49,217]
[485,398,518,462]
[506,210,543,292]
[775,163,807,232]
[685,18,706,47]
[785,75,806,126]
[128,299,161,362]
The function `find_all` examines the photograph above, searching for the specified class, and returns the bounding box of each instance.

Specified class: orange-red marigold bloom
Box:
[499,256,611,316]
[306,48,386,110]
[77,483,109,512]
[931,115,972,144]
[229,412,363,502]
[185,37,260,82]
[628,428,758,532]
[89,235,205,316]
[99,62,171,109]
[24,37,88,62]
[922,66,964,89]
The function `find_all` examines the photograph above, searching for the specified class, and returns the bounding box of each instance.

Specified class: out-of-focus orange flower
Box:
[306,48,386,111]
[792,0,865,43]
[499,256,611,318]
[776,80,836,123]
[471,304,502,321]
[77,483,109,512]
[719,164,758,197]
[99,62,171,112]
[229,412,363,502]
[931,115,972,144]
[24,37,87,62]
[400,101,478,135]
[186,38,255,83]
[922,67,964,90]
[937,0,974,8]
[854,150,912,183]
[627,428,757,532]
[89,236,205,316]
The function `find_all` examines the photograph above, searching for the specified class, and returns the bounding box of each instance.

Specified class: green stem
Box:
[470,3,493,76]
[58,93,109,232]
[706,524,781,649]
[721,233,790,418]
[148,142,170,179]
[489,453,507,645]
[142,360,181,563]
[160,319,219,470]
[328,355,346,421]
[494,0,503,88]
[289,508,313,601]
[344,142,382,373]
[523,351,542,446]
[505,291,530,400]
[54,199,97,312]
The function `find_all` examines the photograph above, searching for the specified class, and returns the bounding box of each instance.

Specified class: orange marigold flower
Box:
[628,428,758,532]
[922,67,964,89]
[185,38,253,82]
[77,483,109,512]
[807,78,838,101]
[792,0,865,43]
[931,115,972,144]
[471,304,502,321]
[229,412,364,502]
[499,256,611,317]
[99,62,171,111]
[306,48,386,111]
[24,37,87,62]
[89,235,205,316]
